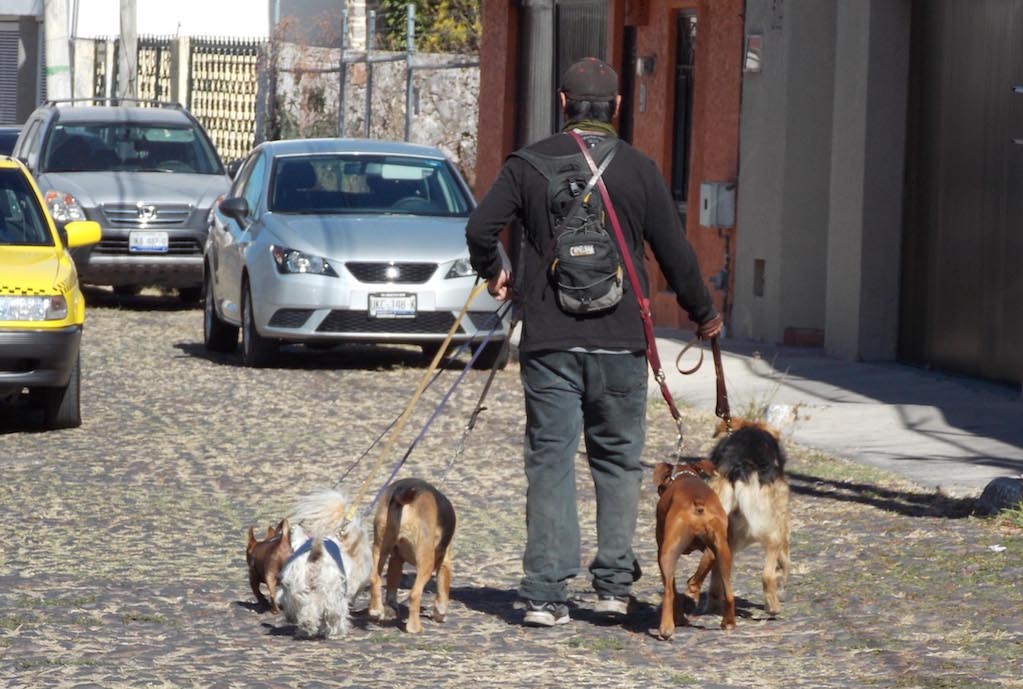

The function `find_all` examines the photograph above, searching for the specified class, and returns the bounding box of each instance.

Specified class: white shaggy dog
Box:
[276,490,373,639]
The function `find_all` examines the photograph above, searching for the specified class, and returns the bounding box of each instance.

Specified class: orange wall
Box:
[475,0,744,330]
[475,0,519,198]
[627,0,743,329]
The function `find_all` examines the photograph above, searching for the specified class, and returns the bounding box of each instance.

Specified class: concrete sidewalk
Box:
[650,331,1023,497]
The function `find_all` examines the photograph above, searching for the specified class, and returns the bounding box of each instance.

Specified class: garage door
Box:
[900,0,1023,384]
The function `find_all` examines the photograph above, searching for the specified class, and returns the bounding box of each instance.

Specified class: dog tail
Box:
[393,485,421,506]
[291,489,352,537]
[308,536,324,563]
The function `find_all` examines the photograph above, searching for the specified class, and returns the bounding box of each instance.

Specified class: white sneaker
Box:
[523,600,571,627]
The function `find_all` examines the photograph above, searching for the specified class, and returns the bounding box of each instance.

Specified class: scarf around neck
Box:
[562,119,618,137]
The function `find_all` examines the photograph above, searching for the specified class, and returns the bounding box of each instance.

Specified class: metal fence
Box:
[137,35,173,103]
[188,38,265,162]
[77,4,479,172]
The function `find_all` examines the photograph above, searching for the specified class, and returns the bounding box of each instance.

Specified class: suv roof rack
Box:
[44,98,185,109]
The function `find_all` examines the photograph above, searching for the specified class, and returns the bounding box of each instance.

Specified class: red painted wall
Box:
[628,0,743,329]
[475,0,744,331]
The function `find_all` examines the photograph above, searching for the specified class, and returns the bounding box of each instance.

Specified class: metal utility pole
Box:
[43,0,72,101]
[117,0,138,100]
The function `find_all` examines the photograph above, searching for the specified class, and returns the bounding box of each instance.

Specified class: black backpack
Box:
[511,135,624,315]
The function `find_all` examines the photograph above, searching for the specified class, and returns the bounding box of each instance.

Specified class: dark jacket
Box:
[466,130,713,353]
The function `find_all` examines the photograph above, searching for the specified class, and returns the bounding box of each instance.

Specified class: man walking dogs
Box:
[466,57,722,627]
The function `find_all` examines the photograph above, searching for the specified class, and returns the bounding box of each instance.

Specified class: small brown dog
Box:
[246,518,294,613]
[367,478,456,634]
[653,459,736,639]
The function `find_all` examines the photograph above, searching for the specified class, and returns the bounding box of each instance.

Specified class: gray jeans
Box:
[518,349,647,603]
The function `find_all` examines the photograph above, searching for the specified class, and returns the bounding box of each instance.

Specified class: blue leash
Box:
[332,304,509,490]
[362,301,512,518]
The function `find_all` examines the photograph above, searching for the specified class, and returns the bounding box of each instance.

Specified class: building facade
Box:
[477,0,1022,386]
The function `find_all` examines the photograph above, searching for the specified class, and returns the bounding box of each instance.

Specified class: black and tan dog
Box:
[246,518,293,613]
[653,459,736,639]
[688,419,791,616]
[367,478,456,634]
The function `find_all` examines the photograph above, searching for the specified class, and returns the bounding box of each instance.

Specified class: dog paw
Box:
[369,606,398,622]
[431,607,446,623]
[405,619,423,634]
[720,618,737,631]
[658,626,675,640]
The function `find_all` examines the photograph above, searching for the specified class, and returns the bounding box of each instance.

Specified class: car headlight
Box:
[44,190,86,224]
[445,257,477,279]
[270,245,339,277]
[0,295,69,321]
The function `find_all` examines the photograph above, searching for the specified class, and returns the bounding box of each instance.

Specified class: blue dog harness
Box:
[280,536,347,577]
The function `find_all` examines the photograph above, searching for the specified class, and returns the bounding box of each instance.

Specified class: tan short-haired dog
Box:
[653,459,736,639]
[367,478,456,634]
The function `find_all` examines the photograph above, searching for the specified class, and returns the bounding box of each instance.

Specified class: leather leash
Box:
[568,131,686,449]
[675,334,733,434]
[711,336,733,433]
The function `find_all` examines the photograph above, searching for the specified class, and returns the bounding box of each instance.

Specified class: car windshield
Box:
[269,154,471,217]
[0,169,53,246]
[42,122,221,174]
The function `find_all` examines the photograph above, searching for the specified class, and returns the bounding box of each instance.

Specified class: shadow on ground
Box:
[788,470,975,518]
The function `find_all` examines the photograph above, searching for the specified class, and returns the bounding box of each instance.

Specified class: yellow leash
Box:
[342,281,490,527]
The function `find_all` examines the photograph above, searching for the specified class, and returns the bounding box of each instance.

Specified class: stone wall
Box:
[273,43,479,187]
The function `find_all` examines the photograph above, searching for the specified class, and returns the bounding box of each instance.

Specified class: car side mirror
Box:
[226,159,243,179]
[219,196,249,225]
[63,220,102,248]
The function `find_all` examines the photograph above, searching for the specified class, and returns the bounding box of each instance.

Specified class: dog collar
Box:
[669,462,706,483]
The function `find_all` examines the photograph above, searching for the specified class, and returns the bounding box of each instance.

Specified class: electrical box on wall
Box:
[699,182,737,228]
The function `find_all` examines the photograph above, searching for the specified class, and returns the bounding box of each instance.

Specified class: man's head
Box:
[559,57,621,124]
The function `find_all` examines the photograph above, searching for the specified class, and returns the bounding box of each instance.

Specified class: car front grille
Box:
[316,310,461,334]
[101,203,193,227]
[268,308,314,328]
[345,262,437,284]
[91,237,203,256]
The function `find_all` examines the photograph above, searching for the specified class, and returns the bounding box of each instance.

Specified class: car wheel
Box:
[113,285,140,297]
[42,353,82,430]
[204,271,238,353]
[472,340,510,371]
[178,285,203,304]
[241,279,276,367]
[420,342,449,363]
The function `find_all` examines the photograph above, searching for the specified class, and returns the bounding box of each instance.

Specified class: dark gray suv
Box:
[12,100,231,301]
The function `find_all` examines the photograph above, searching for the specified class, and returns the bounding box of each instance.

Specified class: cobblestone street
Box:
[1,290,1021,688]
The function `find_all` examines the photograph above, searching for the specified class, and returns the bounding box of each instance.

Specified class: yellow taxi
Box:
[0,156,100,429]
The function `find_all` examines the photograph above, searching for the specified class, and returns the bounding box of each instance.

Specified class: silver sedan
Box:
[202,138,509,367]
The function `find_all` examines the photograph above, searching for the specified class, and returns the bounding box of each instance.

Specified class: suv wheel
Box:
[241,280,276,367]
[41,353,82,429]
[204,271,238,353]
[178,285,203,305]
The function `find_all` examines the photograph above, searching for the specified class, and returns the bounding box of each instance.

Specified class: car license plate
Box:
[369,292,416,319]
[129,231,169,253]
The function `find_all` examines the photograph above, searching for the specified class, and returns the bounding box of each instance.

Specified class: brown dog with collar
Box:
[653,459,736,639]
[367,478,456,634]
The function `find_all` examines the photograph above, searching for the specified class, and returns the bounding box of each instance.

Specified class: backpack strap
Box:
[567,131,687,441]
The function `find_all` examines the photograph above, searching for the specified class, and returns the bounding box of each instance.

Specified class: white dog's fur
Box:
[276,490,372,639]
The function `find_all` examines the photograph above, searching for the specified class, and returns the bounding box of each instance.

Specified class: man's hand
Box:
[487,269,511,302]
[697,312,723,340]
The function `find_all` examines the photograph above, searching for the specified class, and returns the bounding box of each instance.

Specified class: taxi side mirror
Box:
[63,220,102,248]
